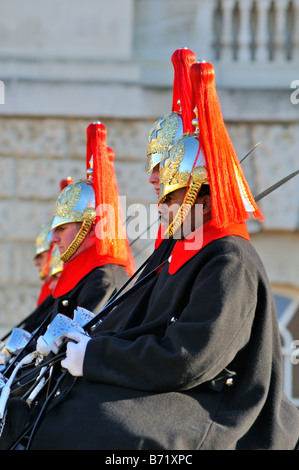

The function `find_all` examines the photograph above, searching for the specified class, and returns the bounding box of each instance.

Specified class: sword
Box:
[239,142,261,163]
[237,141,298,202]
[254,169,299,202]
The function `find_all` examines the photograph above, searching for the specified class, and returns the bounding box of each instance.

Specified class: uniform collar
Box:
[154,223,164,249]
[36,278,53,306]
[52,244,117,298]
[168,220,250,274]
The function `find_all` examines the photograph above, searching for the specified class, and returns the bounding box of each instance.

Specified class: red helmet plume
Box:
[190,61,263,228]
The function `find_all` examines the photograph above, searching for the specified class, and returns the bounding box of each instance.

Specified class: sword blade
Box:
[240,142,261,163]
[255,169,299,202]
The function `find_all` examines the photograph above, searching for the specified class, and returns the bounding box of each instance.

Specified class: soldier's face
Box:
[158,188,211,238]
[34,251,49,272]
[158,188,187,230]
[52,222,80,256]
[148,165,160,197]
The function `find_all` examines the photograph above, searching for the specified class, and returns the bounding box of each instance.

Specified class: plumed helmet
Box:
[146,112,183,173]
[49,122,135,275]
[50,171,96,263]
[159,133,208,204]
[34,221,53,258]
[35,221,54,280]
[158,61,263,239]
[48,245,63,277]
[159,131,254,214]
[159,132,209,238]
[145,48,196,173]
[50,180,96,231]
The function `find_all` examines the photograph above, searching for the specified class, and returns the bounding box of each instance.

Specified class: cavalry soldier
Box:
[37,123,133,332]
[15,123,134,337]
[0,123,135,418]
[142,47,196,277]
[34,179,74,307]
[33,221,54,306]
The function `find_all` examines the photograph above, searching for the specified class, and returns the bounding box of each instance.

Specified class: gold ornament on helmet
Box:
[34,221,53,280]
[159,127,209,238]
[48,245,64,277]
[34,221,53,258]
[50,180,96,263]
[146,112,184,173]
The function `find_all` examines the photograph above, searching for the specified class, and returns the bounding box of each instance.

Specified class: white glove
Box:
[60,332,91,377]
[36,333,69,356]
[36,314,87,356]
[36,335,60,356]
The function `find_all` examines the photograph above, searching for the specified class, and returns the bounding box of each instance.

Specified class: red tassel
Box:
[171,48,196,133]
[189,62,263,228]
[86,123,135,276]
[107,146,115,163]
[86,124,94,178]
[60,177,74,191]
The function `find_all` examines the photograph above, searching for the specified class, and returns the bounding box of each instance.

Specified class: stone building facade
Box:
[0,0,299,403]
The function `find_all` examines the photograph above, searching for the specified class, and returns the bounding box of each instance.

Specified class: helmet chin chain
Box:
[39,264,47,281]
[164,179,202,239]
[60,209,96,263]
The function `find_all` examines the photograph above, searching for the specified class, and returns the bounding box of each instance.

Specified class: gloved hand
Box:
[60,332,91,377]
[36,314,87,356]
[36,335,60,356]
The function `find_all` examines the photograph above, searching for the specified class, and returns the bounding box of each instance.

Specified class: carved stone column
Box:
[237,0,253,61]
[255,0,272,61]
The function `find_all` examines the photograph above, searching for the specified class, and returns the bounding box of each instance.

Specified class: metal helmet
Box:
[158,59,263,238]
[159,132,209,238]
[48,244,64,277]
[159,129,256,238]
[34,221,54,280]
[159,132,254,213]
[34,221,53,258]
[50,179,96,262]
[146,112,184,173]
[49,121,135,275]
[51,180,95,229]
[159,133,208,202]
